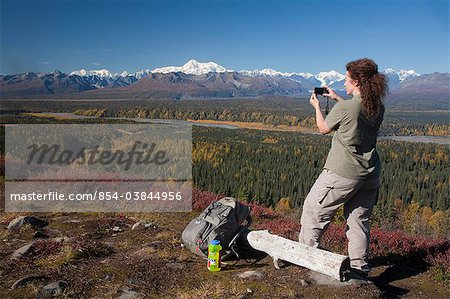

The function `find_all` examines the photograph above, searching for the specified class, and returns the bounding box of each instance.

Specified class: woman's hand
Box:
[323,86,342,102]
[310,92,332,134]
[310,92,320,109]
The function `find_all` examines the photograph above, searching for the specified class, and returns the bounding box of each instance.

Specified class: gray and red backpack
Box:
[181,197,252,260]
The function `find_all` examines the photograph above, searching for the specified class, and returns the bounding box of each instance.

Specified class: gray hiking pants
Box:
[298,169,380,272]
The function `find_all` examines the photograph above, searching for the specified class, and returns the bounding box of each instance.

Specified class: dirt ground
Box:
[0,211,448,299]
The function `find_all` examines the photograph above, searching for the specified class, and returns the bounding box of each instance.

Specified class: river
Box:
[38,113,449,145]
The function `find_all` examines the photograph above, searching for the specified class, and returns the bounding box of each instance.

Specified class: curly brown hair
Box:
[346,58,388,117]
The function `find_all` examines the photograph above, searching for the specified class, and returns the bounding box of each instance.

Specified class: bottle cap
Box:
[211,240,220,245]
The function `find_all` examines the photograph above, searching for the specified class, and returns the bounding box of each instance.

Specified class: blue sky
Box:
[1,0,448,74]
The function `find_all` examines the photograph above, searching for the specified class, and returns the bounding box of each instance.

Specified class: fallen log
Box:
[247,230,350,281]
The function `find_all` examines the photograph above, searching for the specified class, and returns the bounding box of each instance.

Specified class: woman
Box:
[298,58,388,281]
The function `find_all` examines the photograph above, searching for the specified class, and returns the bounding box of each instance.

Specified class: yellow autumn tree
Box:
[403,201,421,234]
[275,197,292,213]
[429,210,449,237]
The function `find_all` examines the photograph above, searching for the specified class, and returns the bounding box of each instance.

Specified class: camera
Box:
[314,87,328,96]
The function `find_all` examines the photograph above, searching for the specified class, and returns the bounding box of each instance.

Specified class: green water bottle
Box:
[207,240,222,272]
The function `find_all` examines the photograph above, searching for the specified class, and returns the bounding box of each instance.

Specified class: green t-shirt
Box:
[324,95,384,179]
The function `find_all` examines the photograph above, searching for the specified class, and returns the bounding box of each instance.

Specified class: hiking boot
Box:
[343,268,372,285]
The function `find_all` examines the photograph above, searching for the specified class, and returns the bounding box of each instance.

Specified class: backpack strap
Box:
[227,212,252,248]
[227,225,247,248]
[245,214,252,227]
[219,197,237,209]
[203,215,220,226]
[222,217,253,263]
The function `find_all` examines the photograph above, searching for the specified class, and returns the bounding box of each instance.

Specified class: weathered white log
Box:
[247,230,350,281]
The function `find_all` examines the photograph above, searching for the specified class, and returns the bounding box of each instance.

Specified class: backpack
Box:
[181,197,252,260]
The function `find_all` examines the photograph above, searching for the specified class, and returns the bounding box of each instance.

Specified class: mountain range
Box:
[0,59,448,100]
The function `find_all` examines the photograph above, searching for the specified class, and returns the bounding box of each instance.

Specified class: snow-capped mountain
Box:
[70,69,116,78]
[240,68,289,77]
[152,59,233,75]
[70,68,141,88]
[239,68,339,89]
[70,69,137,79]
[3,59,443,101]
[68,60,421,93]
[240,67,329,81]
[64,61,426,94]
[134,69,152,79]
[240,67,344,88]
[383,68,420,81]
[71,60,233,79]
[240,68,315,79]
[315,70,346,87]
[69,60,420,87]
[382,68,420,88]
[293,72,315,79]
[240,67,421,90]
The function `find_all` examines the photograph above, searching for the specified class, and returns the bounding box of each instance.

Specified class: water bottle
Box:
[207,239,222,272]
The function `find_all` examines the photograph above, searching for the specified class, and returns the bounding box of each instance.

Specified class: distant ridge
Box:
[0,59,447,103]
[68,59,423,89]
